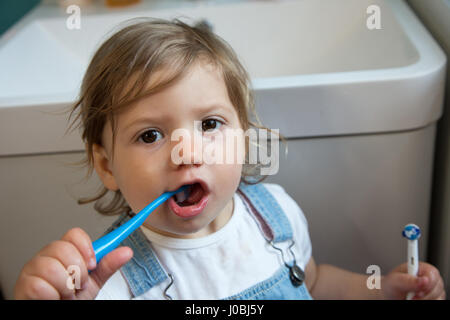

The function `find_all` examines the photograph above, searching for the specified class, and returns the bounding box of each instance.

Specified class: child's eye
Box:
[202,118,223,132]
[138,129,163,144]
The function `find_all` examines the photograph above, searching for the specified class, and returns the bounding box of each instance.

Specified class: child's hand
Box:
[14,228,133,300]
[381,261,446,300]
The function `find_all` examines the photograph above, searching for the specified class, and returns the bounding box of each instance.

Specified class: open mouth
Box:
[173,183,204,206]
[168,182,209,218]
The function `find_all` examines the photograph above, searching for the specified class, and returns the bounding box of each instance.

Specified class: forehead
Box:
[118,61,234,124]
[101,61,237,146]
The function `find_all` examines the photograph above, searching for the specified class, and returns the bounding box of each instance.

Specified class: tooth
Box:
[175,192,185,203]
[175,186,190,203]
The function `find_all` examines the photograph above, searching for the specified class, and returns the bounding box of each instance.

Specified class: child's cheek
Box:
[115,158,164,213]
[209,129,245,165]
[200,126,245,166]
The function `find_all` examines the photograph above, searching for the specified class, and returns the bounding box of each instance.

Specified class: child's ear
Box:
[92,143,119,191]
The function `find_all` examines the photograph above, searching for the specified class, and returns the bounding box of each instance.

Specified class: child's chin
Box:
[169,217,216,238]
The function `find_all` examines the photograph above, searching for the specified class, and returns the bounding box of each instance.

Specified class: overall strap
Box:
[237,183,293,243]
[106,213,168,298]
[238,183,306,288]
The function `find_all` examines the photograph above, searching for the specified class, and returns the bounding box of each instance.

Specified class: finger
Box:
[391,262,408,274]
[23,255,77,299]
[421,278,445,300]
[417,262,436,277]
[37,240,89,289]
[388,272,422,297]
[61,228,96,270]
[16,274,60,300]
[396,261,432,276]
[90,246,133,290]
[418,264,440,287]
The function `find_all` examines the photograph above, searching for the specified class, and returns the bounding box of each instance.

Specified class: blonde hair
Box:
[67,17,275,216]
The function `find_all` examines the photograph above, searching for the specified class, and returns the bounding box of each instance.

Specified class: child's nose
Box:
[169,129,203,168]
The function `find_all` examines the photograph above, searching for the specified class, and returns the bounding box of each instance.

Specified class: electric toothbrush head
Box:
[402,223,421,241]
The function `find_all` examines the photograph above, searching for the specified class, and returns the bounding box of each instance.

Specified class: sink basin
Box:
[0,0,445,155]
[0,0,421,102]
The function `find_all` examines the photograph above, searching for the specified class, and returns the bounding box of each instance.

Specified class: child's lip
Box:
[168,193,209,218]
[170,178,210,194]
[166,178,211,218]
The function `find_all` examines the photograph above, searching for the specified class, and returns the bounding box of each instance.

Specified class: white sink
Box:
[0,0,424,101]
[0,0,445,156]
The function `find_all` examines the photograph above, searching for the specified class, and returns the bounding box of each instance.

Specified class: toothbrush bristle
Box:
[402,223,421,240]
[174,185,191,203]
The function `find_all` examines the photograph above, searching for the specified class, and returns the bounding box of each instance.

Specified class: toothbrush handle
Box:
[406,239,419,300]
[92,191,174,263]
[407,240,419,275]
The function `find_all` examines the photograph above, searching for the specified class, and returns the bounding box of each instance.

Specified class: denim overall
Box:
[106,183,313,300]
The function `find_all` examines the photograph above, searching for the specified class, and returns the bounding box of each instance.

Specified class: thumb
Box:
[385,272,423,299]
[90,246,133,289]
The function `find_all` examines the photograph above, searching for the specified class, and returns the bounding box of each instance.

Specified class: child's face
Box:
[93,61,244,238]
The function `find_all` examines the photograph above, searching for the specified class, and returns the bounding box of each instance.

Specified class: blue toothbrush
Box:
[92,185,189,263]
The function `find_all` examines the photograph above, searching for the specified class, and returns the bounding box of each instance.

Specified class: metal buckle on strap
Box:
[163,273,174,300]
[269,240,305,287]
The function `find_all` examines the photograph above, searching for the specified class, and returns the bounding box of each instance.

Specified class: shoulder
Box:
[259,183,309,228]
[258,183,312,268]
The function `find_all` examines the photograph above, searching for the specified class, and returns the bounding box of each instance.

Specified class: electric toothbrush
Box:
[402,223,421,300]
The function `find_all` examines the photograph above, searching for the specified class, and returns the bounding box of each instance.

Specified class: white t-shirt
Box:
[96,183,312,300]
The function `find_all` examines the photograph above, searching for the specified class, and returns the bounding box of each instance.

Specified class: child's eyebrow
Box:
[123,117,161,133]
[196,103,234,115]
[124,103,234,131]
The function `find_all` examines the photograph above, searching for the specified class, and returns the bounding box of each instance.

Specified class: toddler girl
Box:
[14,18,445,300]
